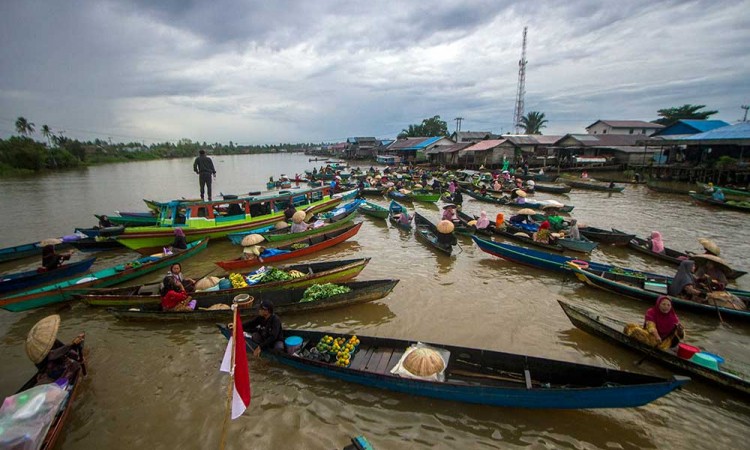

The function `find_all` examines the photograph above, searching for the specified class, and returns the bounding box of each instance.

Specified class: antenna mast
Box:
[512,27,528,134]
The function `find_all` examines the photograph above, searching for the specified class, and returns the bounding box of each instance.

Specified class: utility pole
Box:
[454,117,464,134]
[742,105,749,122]
[512,27,528,134]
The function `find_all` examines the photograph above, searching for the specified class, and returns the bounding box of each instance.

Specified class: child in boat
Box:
[168,263,196,293]
[160,276,196,312]
[647,231,665,254]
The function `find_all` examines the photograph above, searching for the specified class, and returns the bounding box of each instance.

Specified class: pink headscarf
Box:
[476,211,490,229]
[650,231,664,253]
[644,295,680,339]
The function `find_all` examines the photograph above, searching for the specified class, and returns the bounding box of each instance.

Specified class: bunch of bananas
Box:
[229,273,248,288]
[288,270,305,279]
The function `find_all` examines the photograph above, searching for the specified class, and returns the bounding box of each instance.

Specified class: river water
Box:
[0,153,748,449]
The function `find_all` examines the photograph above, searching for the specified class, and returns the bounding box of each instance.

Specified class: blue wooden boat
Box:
[388,200,411,229]
[0,241,45,263]
[0,239,209,312]
[559,301,750,396]
[218,326,688,409]
[226,224,278,245]
[315,199,363,222]
[386,189,410,201]
[69,237,125,252]
[471,236,664,278]
[74,225,125,238]
[0,258,97,294]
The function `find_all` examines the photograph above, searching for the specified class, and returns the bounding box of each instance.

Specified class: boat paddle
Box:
[704,278,725,324]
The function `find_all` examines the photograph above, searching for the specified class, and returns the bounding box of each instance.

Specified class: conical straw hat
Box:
[26,315,61,364]
[275,221,289,230]
[698,238,720,256]
[691,254,732,274]
[516,189,527,198]
[241,234,265,246]
[292,211,306,224]
[517,208,536,215]
[40,238,63,246]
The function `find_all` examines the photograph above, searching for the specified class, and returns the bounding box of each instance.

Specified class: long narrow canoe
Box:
[108,279,398,321]
[96,213,157,227]
[9,351,88,450]
[226,224,278,245]
[498,221,597,254]
[623,233,746,280]
[533,183,572,194]
[388,201,412,229]
[559,301,750,396]
[579,227,635,246]
[1,239,209,312]
[0,258,97,294]
[260,210,358,244]
[218,327,688,409]
[689,193,750,213]
[696,183,750,199]
[69,238,125,252]
[455,211,495,237]
[408,190,442,203]
[215,223,363,271]
[462,189,575,213]
[414,213,454,256]
[0,240,75,264]
[357,201,389,219]
[563,180,625,192]
[77,258,371,307]
[74,225,125,238]
[566,263,750,321]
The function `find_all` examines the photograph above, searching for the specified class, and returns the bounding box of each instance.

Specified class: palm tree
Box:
[15,117,35,136]
[42,125,52,146]
[518,111,548,135]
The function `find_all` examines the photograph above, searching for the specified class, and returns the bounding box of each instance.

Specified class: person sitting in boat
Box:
[290,218,310,234]
[442,204,458,222]
[648,231,665,254]
[511,189,526,204]
[396,211,413,227]
[160,275,196,312]
[452,189,463,207]
[475,211,490,230]
[168,263,196,293]
[624,296,684,349]
[608,181,616,189]
[509,209,536,226]
[98,215,114,228]
[567,218,581,240]
[533,221,553,244]
[312,167,318,175]
[27,315,85,385]
[479,185,488,196]
[432,179,442,191]
[693,255,729,291]
[241,300,284,357]
[41,244,72,271]
[668,260,702,300]
[702,182,715,194]
[171,228,188,250]
[493,179,502,191]
[712,188,725,202]
[283,203,297,221]
[448,180,456,195]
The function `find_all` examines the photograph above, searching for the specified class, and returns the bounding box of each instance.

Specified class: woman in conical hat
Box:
[26,315,85,383]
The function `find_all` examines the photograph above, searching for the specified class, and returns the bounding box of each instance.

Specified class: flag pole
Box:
[219,303,238,450]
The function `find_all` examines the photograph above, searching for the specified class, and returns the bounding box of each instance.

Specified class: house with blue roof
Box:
[651,120,730,138]
[383,136,453,162]
[642,122,750,167]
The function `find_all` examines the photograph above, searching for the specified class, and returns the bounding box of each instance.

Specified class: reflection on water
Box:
[1,156,749,449]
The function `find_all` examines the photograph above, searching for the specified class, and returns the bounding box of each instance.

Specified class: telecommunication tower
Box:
[512,27,528,134]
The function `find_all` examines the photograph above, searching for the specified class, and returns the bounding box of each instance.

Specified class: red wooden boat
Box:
[215,222,363,271]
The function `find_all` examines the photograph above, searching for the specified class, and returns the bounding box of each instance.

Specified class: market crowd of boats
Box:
[1,159,748,448]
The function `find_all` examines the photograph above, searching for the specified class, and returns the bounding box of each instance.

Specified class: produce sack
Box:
[195,276,221,291]
[390,343,450,382]
[0,384,69,450]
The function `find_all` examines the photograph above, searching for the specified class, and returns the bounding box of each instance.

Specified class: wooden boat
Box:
[0,258,97,294]
[8,353,87,450]
[215,223,363,271]
[69,238,125,252]
[115,186,341,254]
[696,183,750,199]
[563,180,625,192]
[462,189,575,213]
[471,236,664,278]
[1,239,209,312]
[533,183,572,194]
[361,187,386,197]
[74,225,125,238]
[388,201,412,229]
[646,180,693,194]
[0,239,74,264]
[313,200,363,222]
[358,201,389,219]
[559,301,750,396]
[218,327,688,409]
[493,222,597,254]
[333,189,360,201]
[386,189,410,202]
[109,279,398,321]
[622,234,746,280]
[565,263,750,321]
[77,258,371,307]
[408,190,442,203]
[258,210,358,244]
[96,213,157,227]
[414,212,454,256]
[579,227,635,246]
[455,211,495,237]
[689,193,750,213]
[224,224,277,245]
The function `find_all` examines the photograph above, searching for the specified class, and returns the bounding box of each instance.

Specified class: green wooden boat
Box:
[357,201,389,219]
[261,210,358,243]
[696,183,750,199]
[97,214,158,227]
[0,239,209,312]
[689,193,750,213]
[76,258,371,307]
[409,190,441,203]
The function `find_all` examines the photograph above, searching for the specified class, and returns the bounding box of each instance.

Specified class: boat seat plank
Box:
[349,347,374,371]
[373,348,395,374]
[364,348,391,372]
[381,350,404,375]
[524,369,532,389]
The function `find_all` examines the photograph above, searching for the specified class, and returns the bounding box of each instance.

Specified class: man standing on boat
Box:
[193,150,216,201]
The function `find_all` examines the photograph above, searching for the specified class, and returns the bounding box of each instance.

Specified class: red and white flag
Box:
[220,312,251,419]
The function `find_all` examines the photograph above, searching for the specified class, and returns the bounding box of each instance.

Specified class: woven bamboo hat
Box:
[437,220,455,234]
[40,238,63,246]
[292,211,306,224]
[516,189,527,198]
[517,208,536,215]
[698,238,720,256]
[26,315,60,364]
[275,221,289,230]
[241,234,265,246]
[691,254,731,273]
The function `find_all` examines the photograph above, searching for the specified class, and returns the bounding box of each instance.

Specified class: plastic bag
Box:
[0,384,69,450]
[390,342,450,382]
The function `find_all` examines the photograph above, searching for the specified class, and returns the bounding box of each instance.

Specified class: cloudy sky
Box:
[1,0,748,144]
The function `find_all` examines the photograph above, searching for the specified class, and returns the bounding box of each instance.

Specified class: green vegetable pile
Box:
[609,267,646,279]
[291,243,310,250]
[300,283,352,303]
[260,268,292,283]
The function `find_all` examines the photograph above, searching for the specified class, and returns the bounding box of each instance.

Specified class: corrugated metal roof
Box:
[463,139,506,151]
[685,121,750,140]
[585,120,664,130]
[425,142,472,154]
[678,120,731,132]
[557,134,644,147]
